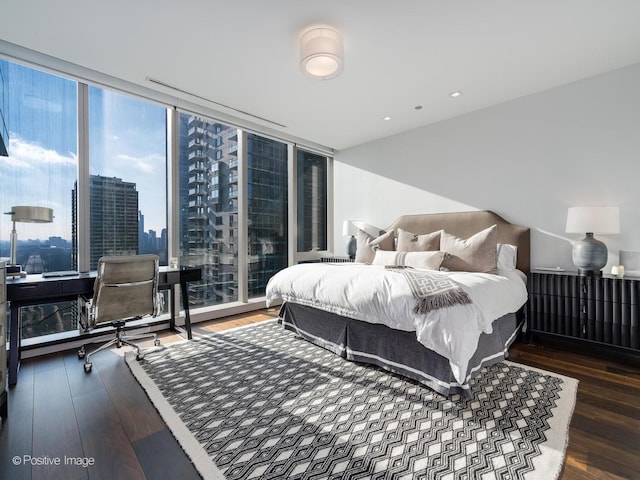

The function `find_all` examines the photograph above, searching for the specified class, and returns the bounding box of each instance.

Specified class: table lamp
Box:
[342,220,358,260]
[566,206,619,275]
[4,206,54,275]
[342,220,381,260]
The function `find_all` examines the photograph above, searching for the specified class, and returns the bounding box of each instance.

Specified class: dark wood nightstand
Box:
[527,269,640,364]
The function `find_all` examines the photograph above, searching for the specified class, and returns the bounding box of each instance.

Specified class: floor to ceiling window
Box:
[247,134,288,299]
[0,59,78,339]
[297,149,328,252]
[177,113,239,307]
[88,87,168,270]
[1,55,331,346]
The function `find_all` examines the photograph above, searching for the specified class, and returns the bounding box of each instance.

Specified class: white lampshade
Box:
[342,220,380,238]
[566,206,620,234]
[8,206,54,223]
[300,27,344,80]
[342,220,357,236]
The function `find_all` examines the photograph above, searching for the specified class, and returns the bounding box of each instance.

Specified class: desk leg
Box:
[0,391,7,418]
[166,284,191,340]
[8,305,21,386]
[169,286,176,331]
[180,281,193,340]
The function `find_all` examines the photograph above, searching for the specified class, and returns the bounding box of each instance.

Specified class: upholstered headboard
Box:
[384,210,530,272]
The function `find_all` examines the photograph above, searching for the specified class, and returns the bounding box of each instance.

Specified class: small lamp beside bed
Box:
[342,220,358,260]
[342,220,381,260]
[566,206,620,275]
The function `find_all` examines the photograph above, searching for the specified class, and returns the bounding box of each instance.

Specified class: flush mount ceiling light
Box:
[300,26,344,80]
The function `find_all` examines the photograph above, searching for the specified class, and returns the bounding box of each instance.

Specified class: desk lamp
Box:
[4,206,54,276]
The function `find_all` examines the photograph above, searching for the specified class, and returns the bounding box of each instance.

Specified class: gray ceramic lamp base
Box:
[572,232,607,275]
[346,235,357,260]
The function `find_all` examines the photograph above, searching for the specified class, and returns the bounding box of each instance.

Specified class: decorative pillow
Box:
[396,228,441,252]
[497,243,518,271]
[372,250,445,270]
[355,229,395,264]
[440,224,498,274]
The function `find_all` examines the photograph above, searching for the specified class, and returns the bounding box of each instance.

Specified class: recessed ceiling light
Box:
[449,91,462,98]
[383,116,391,121]
[414,105,423,110]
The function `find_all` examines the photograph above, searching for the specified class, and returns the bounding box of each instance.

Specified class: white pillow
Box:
[372,250,445,270]
[355,229,395,264]
[497,243,518,270]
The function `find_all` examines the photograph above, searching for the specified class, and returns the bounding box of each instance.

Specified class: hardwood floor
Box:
[509,342,640,480]
[1,309,638,480]
[0,309,277,480]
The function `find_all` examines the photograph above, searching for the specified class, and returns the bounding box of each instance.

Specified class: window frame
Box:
[0,47,334,346]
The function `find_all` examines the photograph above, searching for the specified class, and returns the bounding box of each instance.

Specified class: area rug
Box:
[126,320,578,480]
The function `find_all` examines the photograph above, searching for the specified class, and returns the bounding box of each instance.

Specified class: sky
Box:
[0,59,167,241]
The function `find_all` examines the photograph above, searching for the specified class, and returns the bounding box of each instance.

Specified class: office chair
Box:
[78,254,163,373]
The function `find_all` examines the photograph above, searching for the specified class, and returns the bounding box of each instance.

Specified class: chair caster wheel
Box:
[78,350,85,359]
[84,363,92,373]
[154,339,161,347]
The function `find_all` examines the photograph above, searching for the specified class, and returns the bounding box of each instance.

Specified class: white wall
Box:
[334,63,640,272]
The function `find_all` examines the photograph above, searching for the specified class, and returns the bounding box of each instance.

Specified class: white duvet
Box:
[265,263,528,383]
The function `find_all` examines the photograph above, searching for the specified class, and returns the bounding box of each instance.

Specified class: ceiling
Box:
[2,0,640,152]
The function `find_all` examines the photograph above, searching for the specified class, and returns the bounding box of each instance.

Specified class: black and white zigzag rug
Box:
[126,320,577,480]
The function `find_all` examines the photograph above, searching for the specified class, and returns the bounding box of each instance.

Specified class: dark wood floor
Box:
[1,309,639,480]
[509,342,640,480]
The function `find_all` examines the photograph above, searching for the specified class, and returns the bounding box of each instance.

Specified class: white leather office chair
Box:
[78,254,163,373]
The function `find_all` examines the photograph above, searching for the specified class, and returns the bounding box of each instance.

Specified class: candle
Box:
[611,265,625,278]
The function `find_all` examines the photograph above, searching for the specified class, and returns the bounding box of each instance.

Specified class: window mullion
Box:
[288,144,298,266]
[77,82,90,273]
[167,108,179,261]
[166,107,181,315]
[326,156,334,255]
[237,129,248,303]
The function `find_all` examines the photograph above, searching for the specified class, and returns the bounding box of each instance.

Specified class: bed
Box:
[266,210,530,397]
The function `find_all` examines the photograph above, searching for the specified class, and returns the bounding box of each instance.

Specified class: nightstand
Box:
[528,269,639,363]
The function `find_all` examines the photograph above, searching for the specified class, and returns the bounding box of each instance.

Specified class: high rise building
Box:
[178,116,289,307]
[179,115,237,305]
[296,150,328,252]
[89,175,139,268]
[246,134,288,298]
[72,175,139,270]
[138,210,146,251]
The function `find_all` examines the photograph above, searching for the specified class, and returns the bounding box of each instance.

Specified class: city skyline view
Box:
[0,60,167,243]
[0,56,328,341]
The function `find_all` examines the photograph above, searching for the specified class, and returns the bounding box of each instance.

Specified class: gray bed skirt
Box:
[279,303,525,397]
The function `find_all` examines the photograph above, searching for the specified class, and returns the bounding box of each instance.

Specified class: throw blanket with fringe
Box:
[386,266,472,314]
